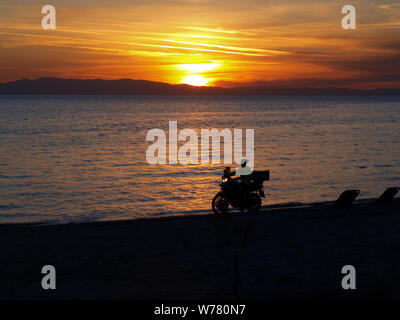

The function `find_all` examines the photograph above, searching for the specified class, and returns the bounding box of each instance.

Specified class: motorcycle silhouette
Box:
[212,167,270,214]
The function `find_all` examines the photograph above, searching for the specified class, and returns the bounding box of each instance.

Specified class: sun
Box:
[176,62,221,86]
[182,75,210,86]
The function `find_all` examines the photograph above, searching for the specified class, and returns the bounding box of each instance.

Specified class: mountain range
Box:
[1,78,400,96]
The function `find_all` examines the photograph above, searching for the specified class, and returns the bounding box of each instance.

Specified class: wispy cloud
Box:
[0,30,276,57]
[180,26,256,36]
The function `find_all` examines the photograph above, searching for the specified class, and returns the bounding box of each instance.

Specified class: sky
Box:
[0,0,399,88]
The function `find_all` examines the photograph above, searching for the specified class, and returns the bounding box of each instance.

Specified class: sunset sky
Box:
[0,0,399,88]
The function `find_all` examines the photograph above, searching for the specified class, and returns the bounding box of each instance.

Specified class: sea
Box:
[1,95,399,224]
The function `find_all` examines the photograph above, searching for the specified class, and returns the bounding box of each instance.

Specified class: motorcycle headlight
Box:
[222,177,228,183]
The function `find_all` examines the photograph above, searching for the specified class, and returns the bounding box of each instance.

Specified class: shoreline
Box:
[1,197,399,299]
[0,196,390,228]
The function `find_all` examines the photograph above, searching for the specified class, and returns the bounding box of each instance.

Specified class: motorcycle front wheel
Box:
[212,192,229,214]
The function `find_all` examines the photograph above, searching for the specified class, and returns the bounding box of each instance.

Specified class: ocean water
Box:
[0,95,399,224]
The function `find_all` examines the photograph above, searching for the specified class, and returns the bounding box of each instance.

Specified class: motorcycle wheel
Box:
[247,193,261,212]
[212,193,229,214]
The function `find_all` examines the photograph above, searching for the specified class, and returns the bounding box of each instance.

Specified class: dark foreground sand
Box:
[1,199,400,300]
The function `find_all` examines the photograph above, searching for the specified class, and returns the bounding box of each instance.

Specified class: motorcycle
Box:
[212,168,270,214]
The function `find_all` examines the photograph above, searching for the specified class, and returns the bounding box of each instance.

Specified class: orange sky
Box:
[0,0,399,88]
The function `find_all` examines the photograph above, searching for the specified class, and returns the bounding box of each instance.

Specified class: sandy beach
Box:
[1,198,400,300]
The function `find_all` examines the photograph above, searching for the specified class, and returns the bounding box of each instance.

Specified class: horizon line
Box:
[2,77,400,92]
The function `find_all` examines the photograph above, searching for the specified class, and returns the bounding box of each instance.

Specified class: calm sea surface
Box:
[1,96,399,224]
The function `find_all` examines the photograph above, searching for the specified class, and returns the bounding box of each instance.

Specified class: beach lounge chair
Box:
[375,187,400,205]
[333,189,360,208]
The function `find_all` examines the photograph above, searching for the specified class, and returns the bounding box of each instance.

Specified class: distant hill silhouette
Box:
[1,77,400,96]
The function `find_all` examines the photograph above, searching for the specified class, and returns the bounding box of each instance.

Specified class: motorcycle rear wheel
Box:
[247,193,261,212]
[212,193,229,214]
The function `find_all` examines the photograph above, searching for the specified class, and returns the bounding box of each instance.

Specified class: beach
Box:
[1,198,399,300]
